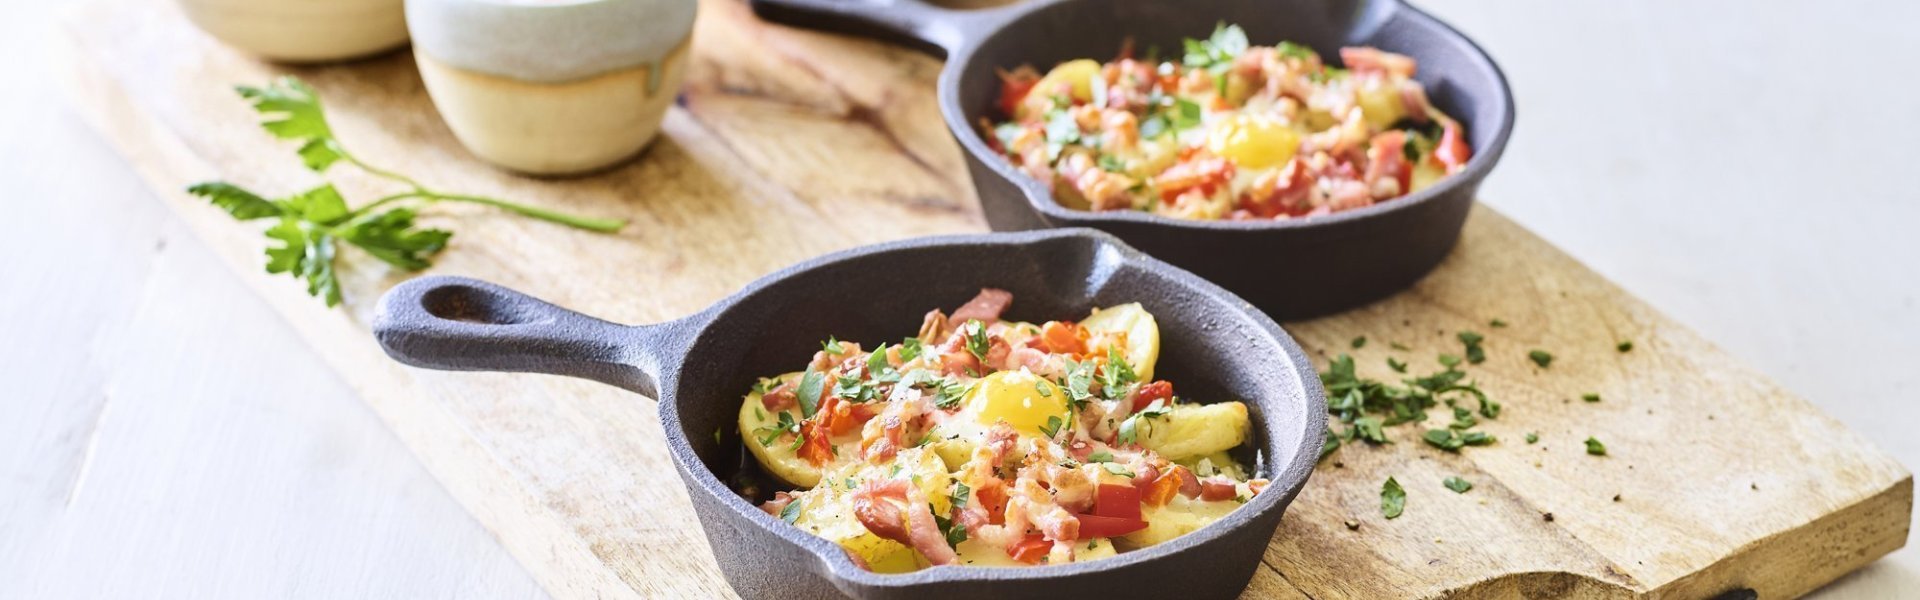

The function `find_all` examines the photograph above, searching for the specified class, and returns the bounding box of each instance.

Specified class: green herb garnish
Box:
[189,77,624,306]
[963,319,991,361]
[779,498,803,523]
[1617,340,1634,353]
[1582,393,1601,403]
[1457,331,1486,364]
[1381,477,1406,519]
[1525,432,1539,444]
[795,371,826,418]
[1351,336,1368,349]
[1585,437,1607,456]
[1443,476,1472,494]
[1489,319,1508,328]
[1386,357,1407,373]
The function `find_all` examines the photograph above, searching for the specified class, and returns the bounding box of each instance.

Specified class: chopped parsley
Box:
[821,336,844,354]
[899,337,924,361]
[962,319,991,362]
[753,411,801,447]
[1525,432,1539,444]
[1528,350,1553,368]
[1381,477,1405,519]
[1182,22,1249,76]
[1102,463,1136,478]
[795,371,826,418]
[1351,336,1368,349]
[1489,319,1508,328]
[1585,437,1607,456]
[1617,340,1634,353]
[1039,415,1065,439]
[1582,393,1601,403]
[1386,357,1407,373]
[1457,331,1486,364]
[1087,450,1115,463]
[1443,476,1472,494]
[1438,353,1462,368]
[1115,400,1171,445]
[779,498,803,524]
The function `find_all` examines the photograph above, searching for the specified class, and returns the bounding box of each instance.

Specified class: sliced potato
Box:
[1137,402,1249,462]
[739,372,822,487]
[953,537,1117,567]
[1120,495,1241,548]
[792,450,956,573]
[1079,302,1161,381]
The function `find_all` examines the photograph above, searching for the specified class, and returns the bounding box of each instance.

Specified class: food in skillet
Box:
[985,24,1472,221]
[740,289,1266,571]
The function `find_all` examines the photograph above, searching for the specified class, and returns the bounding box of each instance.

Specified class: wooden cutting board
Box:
[61,0,1910,597]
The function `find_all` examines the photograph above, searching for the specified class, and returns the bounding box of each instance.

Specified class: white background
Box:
[3,0,1913,597]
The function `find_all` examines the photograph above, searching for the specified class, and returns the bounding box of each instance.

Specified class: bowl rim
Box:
[935,0,1516,233]
[656,228,1328,590]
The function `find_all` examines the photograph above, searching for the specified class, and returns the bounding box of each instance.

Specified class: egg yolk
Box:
[1206,114,1300,170]
[966,370,1070,437]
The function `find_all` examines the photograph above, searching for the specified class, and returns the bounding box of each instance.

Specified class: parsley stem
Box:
[337,191,628,233]
[341,150,427,191]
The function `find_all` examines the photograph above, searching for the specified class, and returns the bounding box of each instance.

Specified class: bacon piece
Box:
[1248,478,1270,496]
[1399,80,1431,123]
[797,419,835,466]
[1435,118,1471,173]
[852,480,912,544]
[760,382,797,411]
[1175,466,1202,498]
[951,288,1014,326]
[902,484,959,565]
[809,341,863,373]
[1152,157,1235,205]
[1363,130,1412,200]
[1013,479,1081,542]
[1239,157,1314,218]
[1339,47,1417,78]
[1199,477,1239,501]
[760,491,796,516]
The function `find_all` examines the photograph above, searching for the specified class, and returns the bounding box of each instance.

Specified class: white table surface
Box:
[3,0,1913,597]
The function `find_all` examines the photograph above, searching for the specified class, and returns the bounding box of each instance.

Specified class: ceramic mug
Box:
[178,0,409,63]
[408,0,698,176]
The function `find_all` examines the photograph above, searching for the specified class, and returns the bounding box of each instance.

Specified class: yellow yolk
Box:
[1206,114,1300,170]
[965,370,1070,438]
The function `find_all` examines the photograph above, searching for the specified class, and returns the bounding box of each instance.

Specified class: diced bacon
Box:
[1005,345,1059,378]
[1175,466,1202,498]
[809,341,862,372]
[1435,118,1472,173]
[760,491,796,516]
[798,419,835,466]
[902,484,959,565]
[1399,80,1431,123]
[1152,158,1235,204]
[1199,477,1239,501]
[1129,462,1160,490]
[982,336,1014,371]
[1339,47,1417,78]
[1363,130,1412,200]
[951,288,1014,326]
[918,309,949,344]
[1013,479,1080,542]
[760,382,796,411]
[852,480,912,542]
[1143,464,1199,506]
[1239,157,1314,218]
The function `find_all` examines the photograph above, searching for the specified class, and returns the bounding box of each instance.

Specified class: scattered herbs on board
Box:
[1582,393,1601,403]
[1457,331,1487,364]
[1443,476,1473,494]
[1585,437,1608,456]
[187,77,626,306]
[1617,340,1634,352]
[1528,350,1554,368]
[1381,477,1406,519]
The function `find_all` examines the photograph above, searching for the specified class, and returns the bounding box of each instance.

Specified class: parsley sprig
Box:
[188,77,627,306]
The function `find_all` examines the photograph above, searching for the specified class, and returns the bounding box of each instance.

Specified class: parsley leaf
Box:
[1038,415,1065,439]
[1457,331,1486,364]
[1381,477,1405,519]
[1525,432,1539,444]
[1489,319,1508,328]
[779,497,803,524]
[1087,450,1115,463]
[1528,350,1553,368]
[1582,393,1601,403]
[1585,437,1607,456]
[1617,340,1634,353]
[189,77,625,307]
[795,371,826,418]
[899,337,924,361]
[1443,476,1472,494]
[1386,357,1407,373]
[1351,336,1368,349]
[1102,463,1136,478]
[963,320,991,362]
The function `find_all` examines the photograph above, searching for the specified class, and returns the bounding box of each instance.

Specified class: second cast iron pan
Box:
[750,0,1515,319]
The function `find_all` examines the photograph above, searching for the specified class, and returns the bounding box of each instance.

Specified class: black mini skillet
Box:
[749,0,1514,319]
[373,229,1325,599]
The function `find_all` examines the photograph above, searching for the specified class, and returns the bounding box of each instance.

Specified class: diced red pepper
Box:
[1037,321,1088,356]
[1092,483,1143,520]
[975,483,1009,525]
[1142,465,1193,507]
[1008,534,1052,564]
[1128,380,1174,415]
[797,420,835,466]
[997,69,1040,118]
[1073,513,1148,538]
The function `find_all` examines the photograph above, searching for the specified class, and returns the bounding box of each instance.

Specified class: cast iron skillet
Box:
[372,229,1325,600]
[750,0,1514,319]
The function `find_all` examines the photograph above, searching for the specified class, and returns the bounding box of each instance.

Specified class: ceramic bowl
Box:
[407,0,698,175]
[178,0,409,63]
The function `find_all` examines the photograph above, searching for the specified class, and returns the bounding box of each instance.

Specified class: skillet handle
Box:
[748,0,1014,57]
[372,276,690,398]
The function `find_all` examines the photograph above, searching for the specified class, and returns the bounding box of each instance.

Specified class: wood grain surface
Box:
[61,0,1910,598]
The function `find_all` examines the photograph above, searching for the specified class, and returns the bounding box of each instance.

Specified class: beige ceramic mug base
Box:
[177,0,408,63]
[415,40,689,176]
